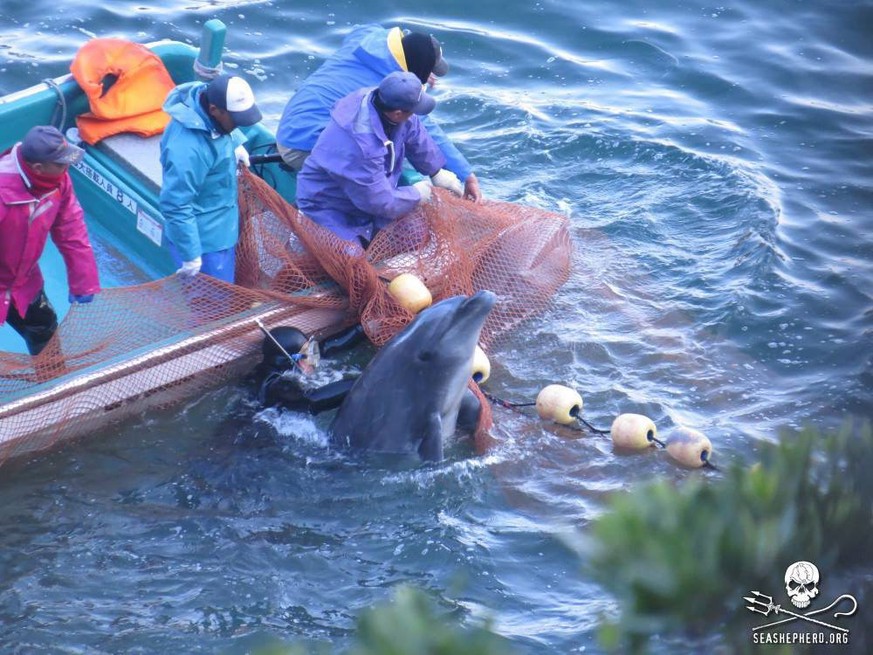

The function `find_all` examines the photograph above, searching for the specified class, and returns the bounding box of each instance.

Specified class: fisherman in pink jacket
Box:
[0,125,100,355]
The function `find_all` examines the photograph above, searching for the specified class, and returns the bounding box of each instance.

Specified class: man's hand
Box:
[234,145,250,168]
[176,257,202,277]
[431,169,464,196]
[464,173,482,203]
[413,179,433,203]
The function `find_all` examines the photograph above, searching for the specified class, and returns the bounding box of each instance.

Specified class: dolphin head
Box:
[330,290,497,461]
[377,290,497,423]
[392,290,497,373]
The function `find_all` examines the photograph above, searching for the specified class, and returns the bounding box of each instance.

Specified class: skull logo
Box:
[784,561,819,609]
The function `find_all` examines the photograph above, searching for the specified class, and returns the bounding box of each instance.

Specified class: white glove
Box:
[430,168,464,196]
[176,257,202,277]
[413,179,433,203]
[234,145,250,168]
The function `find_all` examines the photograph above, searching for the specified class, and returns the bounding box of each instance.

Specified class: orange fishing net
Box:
[237,169,572,351]
[0,167,571,467]
[237,169,571,451]
[0,277,345,464]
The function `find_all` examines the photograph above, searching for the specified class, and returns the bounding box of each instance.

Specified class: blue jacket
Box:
[277,24,473,181]
[159,82,246,261]
[296,87,446,243]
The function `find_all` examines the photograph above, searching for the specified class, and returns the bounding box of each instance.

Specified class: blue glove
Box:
[69,293,94,304]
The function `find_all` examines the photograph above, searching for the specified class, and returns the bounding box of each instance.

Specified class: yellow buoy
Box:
[472,345,490,383]
[387,273,432,314]
[665,427,713,468]
[610,413,658,449]
[536,384,583,425]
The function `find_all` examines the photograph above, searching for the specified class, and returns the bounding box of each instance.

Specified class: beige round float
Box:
[665,427,713,468]
[471,345,490,383]
[387,273,432,314]
[610,413,658,449]
[535,384,583,425]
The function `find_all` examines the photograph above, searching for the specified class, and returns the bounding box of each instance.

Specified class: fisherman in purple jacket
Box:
[295,71,451,248]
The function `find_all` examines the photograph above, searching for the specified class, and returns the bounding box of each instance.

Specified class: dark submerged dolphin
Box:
[330,290,497,461]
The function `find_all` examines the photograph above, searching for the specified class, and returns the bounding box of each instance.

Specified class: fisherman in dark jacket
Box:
[255,325,364,413]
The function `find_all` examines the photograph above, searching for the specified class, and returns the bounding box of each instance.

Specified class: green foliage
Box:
[346,586,514,655]
[264,586,515,655]
[582,421,873,652]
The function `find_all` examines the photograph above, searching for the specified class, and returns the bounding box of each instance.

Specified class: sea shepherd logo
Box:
[745,560,858,646]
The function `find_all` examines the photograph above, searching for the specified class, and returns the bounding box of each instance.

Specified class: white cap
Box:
[205,74,262,127]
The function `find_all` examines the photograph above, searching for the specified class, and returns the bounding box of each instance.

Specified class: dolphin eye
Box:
[417,350,434,362]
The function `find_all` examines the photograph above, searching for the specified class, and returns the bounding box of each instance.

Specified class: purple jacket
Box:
[296,87,446,243]
[0,145,100,324]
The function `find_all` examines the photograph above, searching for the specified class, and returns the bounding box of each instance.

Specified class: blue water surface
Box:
[0,0,871,653]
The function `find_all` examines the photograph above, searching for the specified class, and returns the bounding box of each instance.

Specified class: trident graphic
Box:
[745,590,857,633]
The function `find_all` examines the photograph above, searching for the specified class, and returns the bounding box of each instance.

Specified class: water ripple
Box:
[2,1,871,653]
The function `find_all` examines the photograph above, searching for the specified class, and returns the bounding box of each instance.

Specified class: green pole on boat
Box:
[196,19,227,77]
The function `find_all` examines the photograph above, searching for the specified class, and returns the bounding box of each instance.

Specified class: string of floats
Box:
[388,273,717,470]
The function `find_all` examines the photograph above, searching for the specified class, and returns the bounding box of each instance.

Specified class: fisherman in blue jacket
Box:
[159,74,262,282]
[296,71,451,247]
[277,24,482,202]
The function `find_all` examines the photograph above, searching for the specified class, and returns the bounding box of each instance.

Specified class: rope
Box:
[193,58,223,80]
[42,78,67,130]
[482,390,536,410]
[571,412,611,435]
[483,389,613,437]
[480,388,680,454]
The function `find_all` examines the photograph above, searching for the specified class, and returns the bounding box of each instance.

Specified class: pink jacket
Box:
[0,145,100,324]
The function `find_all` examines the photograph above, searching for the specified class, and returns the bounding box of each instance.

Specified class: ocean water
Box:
[1,1,871,653]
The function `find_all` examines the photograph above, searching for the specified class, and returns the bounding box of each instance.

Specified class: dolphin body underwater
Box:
[330,291,497,461]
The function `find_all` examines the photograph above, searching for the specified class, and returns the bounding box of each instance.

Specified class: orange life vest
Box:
[71,38,176,144]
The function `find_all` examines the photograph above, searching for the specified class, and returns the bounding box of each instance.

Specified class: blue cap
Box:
[376,71,436,115]
[20,125,84,165]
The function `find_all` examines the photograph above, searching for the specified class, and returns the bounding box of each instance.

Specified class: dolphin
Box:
[330,290,497,461]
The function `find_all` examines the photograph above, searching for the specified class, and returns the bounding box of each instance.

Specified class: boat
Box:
[0,20,572,468]
[0,20,347,465]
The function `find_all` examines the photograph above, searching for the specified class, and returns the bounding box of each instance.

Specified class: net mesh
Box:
[237,170,572,350]
[0,168,571,466]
